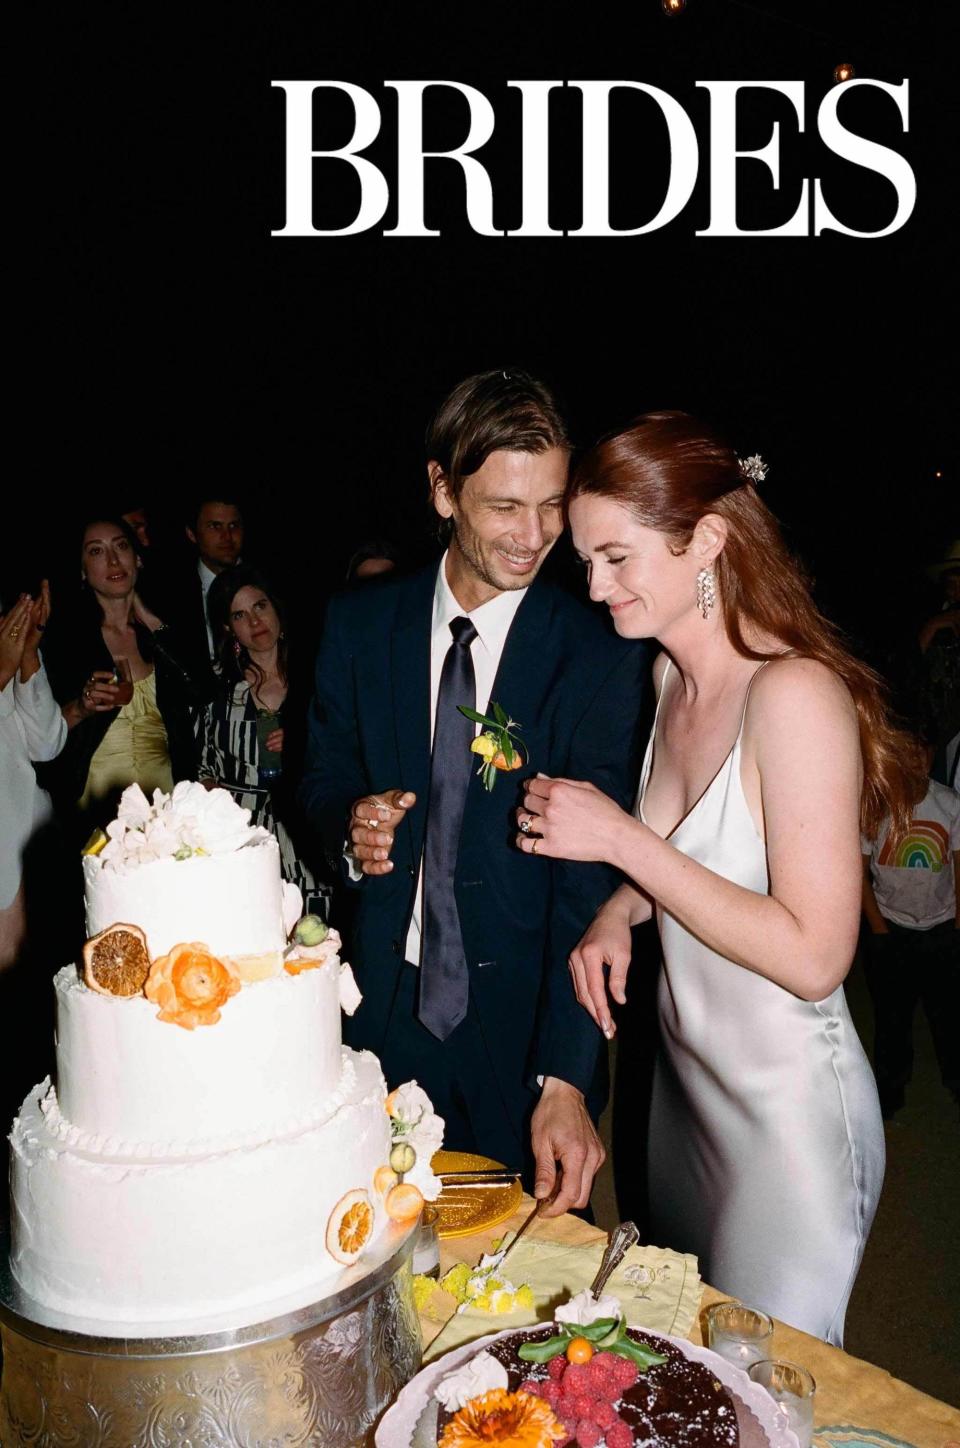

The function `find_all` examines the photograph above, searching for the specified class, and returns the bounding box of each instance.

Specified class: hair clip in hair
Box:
[737,453,768,484]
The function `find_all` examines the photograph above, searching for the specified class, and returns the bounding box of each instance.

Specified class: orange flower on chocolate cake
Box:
[439,1389,566,1447]
[144,943,240,1029]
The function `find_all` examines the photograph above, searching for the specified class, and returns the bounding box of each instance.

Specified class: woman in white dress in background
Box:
[516,411,925,1346]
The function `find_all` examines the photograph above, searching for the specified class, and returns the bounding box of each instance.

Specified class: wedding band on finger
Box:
[530,836,539,854]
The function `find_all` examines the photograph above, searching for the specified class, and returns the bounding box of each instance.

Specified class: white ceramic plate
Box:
[376,1327,800,1448]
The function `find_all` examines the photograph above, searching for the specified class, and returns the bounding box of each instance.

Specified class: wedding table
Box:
[419,1197,960,1448]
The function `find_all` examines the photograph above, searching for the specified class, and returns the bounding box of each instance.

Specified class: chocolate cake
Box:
[437,1324,740,1447]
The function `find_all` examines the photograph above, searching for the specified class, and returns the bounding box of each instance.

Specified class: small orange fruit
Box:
[373,1164,398,1195]
[384,1088,400,1117]
[326,1189,375,1266]
[385,1182,424,1221]
[565,1336,594,1364]
[492,751,524,772]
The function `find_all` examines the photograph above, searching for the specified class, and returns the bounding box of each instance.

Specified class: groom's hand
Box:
[348,790,416,876]
[530,1077,605,1217]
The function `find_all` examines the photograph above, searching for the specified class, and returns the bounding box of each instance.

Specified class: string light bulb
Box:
[662,0,686,14]
[833,63,856,83]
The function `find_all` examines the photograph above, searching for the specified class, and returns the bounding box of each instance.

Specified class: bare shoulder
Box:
[749,654,857,726]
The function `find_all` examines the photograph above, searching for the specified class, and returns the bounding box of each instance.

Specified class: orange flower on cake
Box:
[144,943,241,1029]
[439,1388,566,1447]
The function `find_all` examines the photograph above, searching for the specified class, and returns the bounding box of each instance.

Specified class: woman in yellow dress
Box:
[42,516,200,835]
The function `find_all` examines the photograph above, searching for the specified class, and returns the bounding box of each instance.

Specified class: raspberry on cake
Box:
[432,1293,741,1448]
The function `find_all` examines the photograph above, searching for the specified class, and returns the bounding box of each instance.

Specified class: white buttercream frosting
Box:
[555,1288,623,1326]
[7,783,420,1331]
[84,836,289,959]
[10,1051,392,1326]
[433,1351,509,1411]
[53,959,345,1146]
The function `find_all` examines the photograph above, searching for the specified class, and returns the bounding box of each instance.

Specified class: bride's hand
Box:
[515,776,629,864]
[568,896,634,1038]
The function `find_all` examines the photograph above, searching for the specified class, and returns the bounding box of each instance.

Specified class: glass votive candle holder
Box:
[412,1204,441,1278]
[748,1359,816,1448]
[704,1301,774,1371]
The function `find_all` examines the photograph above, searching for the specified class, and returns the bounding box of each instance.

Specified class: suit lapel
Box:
[390,563,439,864]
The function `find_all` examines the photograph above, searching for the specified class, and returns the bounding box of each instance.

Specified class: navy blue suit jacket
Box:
[300,562,646,1107]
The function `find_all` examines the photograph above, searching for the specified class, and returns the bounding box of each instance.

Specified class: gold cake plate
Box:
[432,1150,524,1240]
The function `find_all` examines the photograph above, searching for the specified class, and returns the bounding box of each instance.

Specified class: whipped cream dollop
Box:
[555,1287,622,1326]
[100,783,269,870]
[433,1350,509,1411]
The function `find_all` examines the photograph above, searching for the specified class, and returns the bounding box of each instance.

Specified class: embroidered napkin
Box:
[423,1236,701,1363]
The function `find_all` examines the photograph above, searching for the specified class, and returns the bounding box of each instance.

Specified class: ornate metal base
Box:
[0,1223,421,1447]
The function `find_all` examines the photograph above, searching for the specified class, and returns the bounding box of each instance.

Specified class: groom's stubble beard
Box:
[449,517,554,596]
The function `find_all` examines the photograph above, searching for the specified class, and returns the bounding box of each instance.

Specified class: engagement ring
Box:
[519,817,532,835]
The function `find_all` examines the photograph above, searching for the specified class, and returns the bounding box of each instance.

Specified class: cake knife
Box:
[486,1173,563,1273]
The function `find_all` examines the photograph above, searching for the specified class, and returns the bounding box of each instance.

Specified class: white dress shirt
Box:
[0,663,67,908]
[403,555,528,964]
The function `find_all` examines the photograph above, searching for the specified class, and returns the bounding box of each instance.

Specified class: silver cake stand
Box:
[0,1218,421,1447]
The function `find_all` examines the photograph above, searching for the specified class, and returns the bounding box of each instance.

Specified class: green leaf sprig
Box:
[458,701,526,792]
[517,1316,668,1371]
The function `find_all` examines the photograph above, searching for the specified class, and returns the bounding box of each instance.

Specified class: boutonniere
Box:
[458,700,526,792]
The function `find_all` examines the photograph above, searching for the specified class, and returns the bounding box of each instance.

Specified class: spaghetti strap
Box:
[734,660,770,743]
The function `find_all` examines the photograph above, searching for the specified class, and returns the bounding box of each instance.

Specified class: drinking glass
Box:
[748,1359,816,1447]
[256,710,283,782]
[704,1301,774,1371]
[412,1204,440,1278]
[112,657,134,706]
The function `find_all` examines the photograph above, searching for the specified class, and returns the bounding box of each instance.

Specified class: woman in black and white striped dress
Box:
[201,565,326,914]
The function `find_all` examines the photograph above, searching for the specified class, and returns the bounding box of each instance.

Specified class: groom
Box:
[300,370,645,1215]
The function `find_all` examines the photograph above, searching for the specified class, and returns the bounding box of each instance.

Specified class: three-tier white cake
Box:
[7,783,417,1330]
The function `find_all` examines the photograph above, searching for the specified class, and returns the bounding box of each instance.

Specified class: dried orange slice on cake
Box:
[326,1189,375,1266]
[82,923,151,997]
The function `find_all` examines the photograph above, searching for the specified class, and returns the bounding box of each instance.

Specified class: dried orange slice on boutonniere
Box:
[82,923,152,997]
[144,943,240,1029]
[459,701,526,792]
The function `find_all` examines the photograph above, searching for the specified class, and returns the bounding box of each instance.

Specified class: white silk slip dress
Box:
[638,660,885,1346]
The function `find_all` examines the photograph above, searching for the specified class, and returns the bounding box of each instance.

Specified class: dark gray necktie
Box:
[418,615,478,1040]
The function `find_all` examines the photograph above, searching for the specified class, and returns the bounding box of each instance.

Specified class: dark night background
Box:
[7,0,956,684]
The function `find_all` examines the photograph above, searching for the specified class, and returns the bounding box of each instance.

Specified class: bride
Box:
[516,411,924,1345]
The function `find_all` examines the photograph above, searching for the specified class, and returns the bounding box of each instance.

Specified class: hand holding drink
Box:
[112,657,134,706]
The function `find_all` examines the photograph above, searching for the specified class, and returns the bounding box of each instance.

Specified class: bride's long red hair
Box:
[570,411,926,841]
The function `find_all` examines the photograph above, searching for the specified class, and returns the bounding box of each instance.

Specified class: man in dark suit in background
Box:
[156,494,245,700]
[301,370,646,1216]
